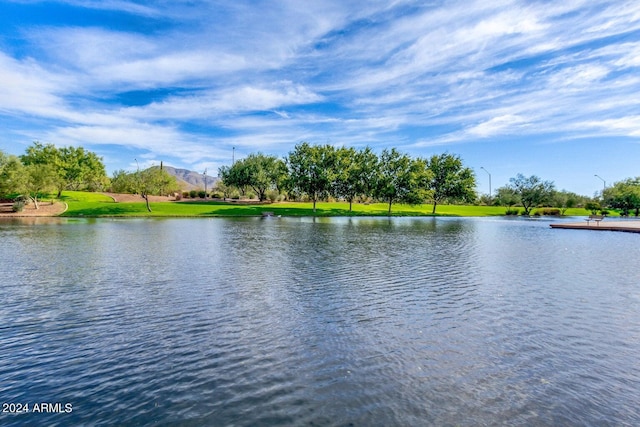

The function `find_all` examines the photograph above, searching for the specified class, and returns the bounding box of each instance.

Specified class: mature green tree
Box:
[58,146,108,194]
[23,163,58,209]
[0,154,26,197]
[603,178,640,216]
[136,167,179,212]
[220,153,286,201]
[0,149,7,170]
[286,142,336,212]
[374,148,430,214]
[552,190,581,215]
[426,153,476,214]
[584,200,602,215]
[494,186,520,213]
[507,174,555,215]
[20,142,108,196]
[332,146,379,211]
[110,169,138,194]
[20,142,64,196]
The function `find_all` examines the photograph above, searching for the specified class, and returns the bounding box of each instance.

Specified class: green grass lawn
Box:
[58,191,597,218]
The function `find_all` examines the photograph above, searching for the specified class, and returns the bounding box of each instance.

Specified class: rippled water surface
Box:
[1,217,640,426]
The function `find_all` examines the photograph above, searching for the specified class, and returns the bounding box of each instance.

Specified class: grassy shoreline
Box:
[57,191,596,218]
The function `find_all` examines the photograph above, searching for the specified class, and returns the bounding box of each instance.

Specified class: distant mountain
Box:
[161,165,219,191]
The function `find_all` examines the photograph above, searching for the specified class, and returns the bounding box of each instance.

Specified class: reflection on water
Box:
[1,217,640,426]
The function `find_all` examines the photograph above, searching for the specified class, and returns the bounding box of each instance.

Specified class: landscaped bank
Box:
[54,191,595,218]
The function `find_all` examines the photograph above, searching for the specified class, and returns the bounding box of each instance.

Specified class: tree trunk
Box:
[31,195,39,209]
[388,198,392,215]
[313,197,317,213]
[432,200,438,214]
[349,199,353,211]
[143,194,152,212]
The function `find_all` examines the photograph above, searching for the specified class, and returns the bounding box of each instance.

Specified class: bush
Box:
[267,190,279,202]
[189,190,198,198]
[12,199,25,212]
[197,190,206,198]
[211,192,222,199]
[536,208,561,216]
[182,191,190,198]
[505,208,520,215]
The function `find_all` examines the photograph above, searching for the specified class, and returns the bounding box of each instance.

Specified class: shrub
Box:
[211,192,222,199]
[189,190,197,198]
[267,190,279,202]
[182,191,190,198]
[197,190,206,198]
[505,208,520,215]
[12,199,25,212]
[536,208,561,216]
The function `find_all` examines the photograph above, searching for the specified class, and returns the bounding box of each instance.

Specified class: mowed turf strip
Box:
[57,191,596,218]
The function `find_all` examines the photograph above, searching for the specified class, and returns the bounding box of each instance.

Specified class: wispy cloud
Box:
[1,0,640,192]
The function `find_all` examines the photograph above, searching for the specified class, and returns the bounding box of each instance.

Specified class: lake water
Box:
[1,216,640,426]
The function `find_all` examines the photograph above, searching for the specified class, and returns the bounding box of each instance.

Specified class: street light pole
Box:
[203,168,208,199]
[480,167,492,200]
[594,174,606,194]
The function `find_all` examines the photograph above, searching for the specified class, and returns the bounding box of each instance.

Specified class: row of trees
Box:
[221,144,640,216]
[494,174,640,216]
[0,142,108,208]
[3,141,637,215]
[220,143,477,213]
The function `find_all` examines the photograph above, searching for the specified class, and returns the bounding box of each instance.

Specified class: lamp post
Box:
[480,167,492,200]
[232,147,235,165]
[594,174,606,194]
[203,168,208,199]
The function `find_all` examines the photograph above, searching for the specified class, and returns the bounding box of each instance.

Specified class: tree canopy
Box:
[603,177,640,216]
[19,142,108,197]
[502,174,555,215]
[286,143,337,212]
[426,153,476,214]
[219,153,286,201]
[374,148,430,214]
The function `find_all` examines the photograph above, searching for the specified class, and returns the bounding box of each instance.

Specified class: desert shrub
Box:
[189,190,197,198]
[12,199,25,212]
[175,193,182,201]
[267,190,279,202]
[211,192,222,199]
[197,190,206,198]
[230,191,241,200]
[182,191,190,198]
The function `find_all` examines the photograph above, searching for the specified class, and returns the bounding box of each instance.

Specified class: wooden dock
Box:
[550,220,640,233]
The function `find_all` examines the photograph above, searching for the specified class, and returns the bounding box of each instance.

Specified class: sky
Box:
[1,0,639,197]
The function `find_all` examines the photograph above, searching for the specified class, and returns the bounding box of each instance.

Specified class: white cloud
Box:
[467,114,528,138]
[2,0,640,177]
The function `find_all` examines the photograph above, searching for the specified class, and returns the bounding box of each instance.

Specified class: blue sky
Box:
[1,0,639,196]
